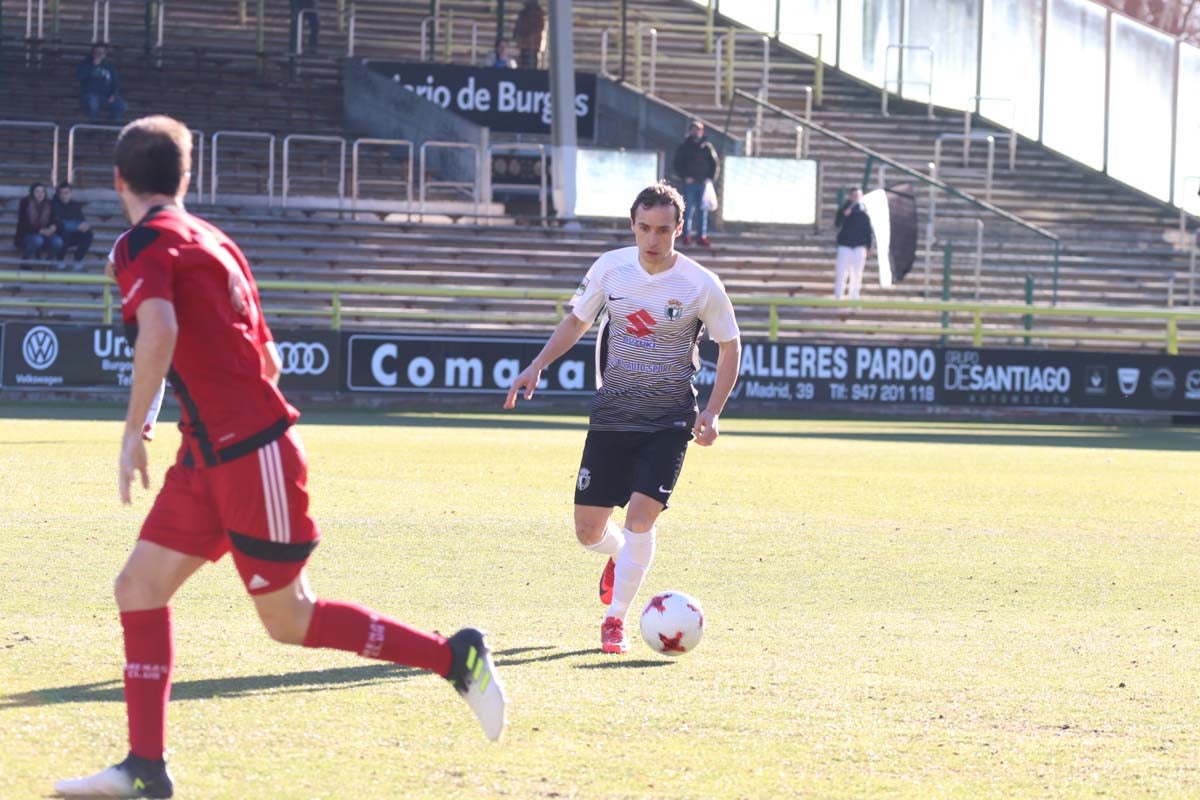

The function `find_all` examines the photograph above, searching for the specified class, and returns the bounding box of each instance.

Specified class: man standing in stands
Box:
[78,44,128,121]
[54,115,506,799]
[513,0,547,69]
[833,187,873,300]
[672,120,719,247]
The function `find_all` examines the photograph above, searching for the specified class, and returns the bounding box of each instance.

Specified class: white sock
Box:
[607,527,656,621]
[584,519,625,556]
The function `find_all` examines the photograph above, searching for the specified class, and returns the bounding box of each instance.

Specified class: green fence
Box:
[2,271,1198,354]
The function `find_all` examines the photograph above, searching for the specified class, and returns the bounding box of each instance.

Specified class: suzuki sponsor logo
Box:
[276,341,330,376]
[1117,367,1140,395]
[625,309,657,338]
[22,326,58,370]
[1185,369,1200,400]
[1150,367,1176,399]
[1084,365,1107,396]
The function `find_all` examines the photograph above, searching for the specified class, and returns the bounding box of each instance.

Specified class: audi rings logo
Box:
[22,325,59,370]
[277,342,330,376]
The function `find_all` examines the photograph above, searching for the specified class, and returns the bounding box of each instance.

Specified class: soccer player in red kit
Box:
[55,116,507,799]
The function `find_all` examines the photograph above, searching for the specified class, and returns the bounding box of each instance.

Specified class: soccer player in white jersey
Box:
[504,183,741,653]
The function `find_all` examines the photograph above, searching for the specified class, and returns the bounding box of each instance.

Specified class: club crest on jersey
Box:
[665,299,683,320]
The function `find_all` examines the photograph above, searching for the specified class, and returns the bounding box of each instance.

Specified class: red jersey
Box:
[112,205,299,467]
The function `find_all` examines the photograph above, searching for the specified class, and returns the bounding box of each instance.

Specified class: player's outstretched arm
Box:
[504,313,591,409]
[693,336,741,446]
[120,298,177,504]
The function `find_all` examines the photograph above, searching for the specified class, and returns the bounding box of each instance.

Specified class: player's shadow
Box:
[575,659,673,669]
[2,645,607,708]
[0,663,420,708]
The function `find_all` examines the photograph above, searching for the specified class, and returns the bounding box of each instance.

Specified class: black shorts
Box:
[574,428,692,509]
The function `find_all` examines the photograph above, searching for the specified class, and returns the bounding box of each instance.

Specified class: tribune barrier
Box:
[4,322,1200,416]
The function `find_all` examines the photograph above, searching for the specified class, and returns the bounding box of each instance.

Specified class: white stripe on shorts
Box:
[257,441,291,543]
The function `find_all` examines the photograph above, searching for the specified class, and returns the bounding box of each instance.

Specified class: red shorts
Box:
[140,427,320,595]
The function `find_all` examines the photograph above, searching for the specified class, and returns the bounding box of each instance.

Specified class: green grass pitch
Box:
[2,406,1199,799]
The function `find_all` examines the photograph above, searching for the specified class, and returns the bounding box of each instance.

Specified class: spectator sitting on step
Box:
[513,0,547,69]
[14,182,64,266]
[52,181,95,270]
[487,38,516,68]
[77,44,128,121]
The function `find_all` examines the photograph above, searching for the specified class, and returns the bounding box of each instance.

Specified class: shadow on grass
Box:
[2,644,607,708]
[574,659,673,670]
[494,646,596,667]
[1,663,420,708]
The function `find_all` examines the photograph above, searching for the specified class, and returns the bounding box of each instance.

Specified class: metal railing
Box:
[882,44,934,118]
[282,134,346,208]
[964,96,1017,171]
[66,123,122,186]
[351,138,413,213]
[0,121,59,186]
[418,141,480,220]
[488,143,548,221]
[418,14,480,64]
[1190,229,1199,307]
[934,133,997,205]
[715,31,771,107]
[25,0,46,41]
[210,130,276,205]
[294,8,318,55]
[1181,176,1200,235]
[4,271,1198,353]
[91,0,110,43]
[735,89,1063,304]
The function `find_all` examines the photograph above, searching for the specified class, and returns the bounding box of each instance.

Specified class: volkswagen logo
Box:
[277,341,330,376]
[22,326,59,370]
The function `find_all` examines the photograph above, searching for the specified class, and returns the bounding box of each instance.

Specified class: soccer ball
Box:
[639,591,704,656]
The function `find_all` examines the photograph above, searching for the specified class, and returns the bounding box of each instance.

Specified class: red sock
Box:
[120,607,173,761]
[301,599,452,676]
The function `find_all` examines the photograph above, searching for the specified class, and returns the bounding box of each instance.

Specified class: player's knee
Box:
[574,520,606,546]
[257,607,308,645]
[113,568,162,610]
[254,591,315,645]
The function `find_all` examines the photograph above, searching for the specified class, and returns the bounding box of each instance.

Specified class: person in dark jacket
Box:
[14,182,63,264]
[672,120,719,246]
[833,187,874,299]
[77,44,128,121]
[52,182,94,270]
[513,1,547,69]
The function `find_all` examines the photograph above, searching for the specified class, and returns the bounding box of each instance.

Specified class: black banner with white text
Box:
[3,323,1199,415]
[366,61,596,137]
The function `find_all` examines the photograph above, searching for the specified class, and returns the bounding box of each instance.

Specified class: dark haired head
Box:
[114,115,192,197]
[629,182,685,227]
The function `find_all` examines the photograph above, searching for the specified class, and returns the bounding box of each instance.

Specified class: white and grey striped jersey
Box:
[570,246,739,431]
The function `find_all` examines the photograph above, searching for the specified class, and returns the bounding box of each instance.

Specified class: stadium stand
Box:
[0,0,1196,350]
